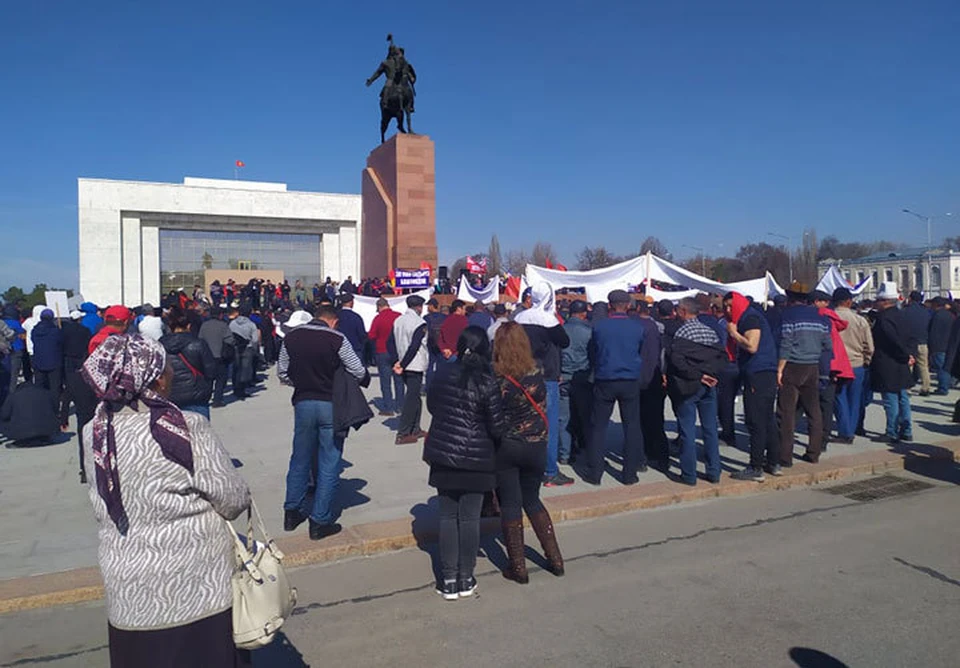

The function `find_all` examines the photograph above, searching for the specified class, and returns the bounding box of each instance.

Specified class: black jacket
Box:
[424,362,505,472]
[870,307,915,393]
[160,332,216,408]
[666,334,728,401]
[0,383,59,442]
[61,320,92,362]
[521,324,570,381]
[333,366,373,437]
[928,309,954,355]
[943,316,960,379]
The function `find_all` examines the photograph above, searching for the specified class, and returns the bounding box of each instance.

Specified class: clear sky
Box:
[1,0,957,292]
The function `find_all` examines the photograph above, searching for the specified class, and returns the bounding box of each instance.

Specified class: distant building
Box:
[818,247,959,299]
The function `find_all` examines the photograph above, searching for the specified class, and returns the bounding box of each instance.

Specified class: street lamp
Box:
[683,244,706,276]
[767,232,794,283]
[901,209,954,294]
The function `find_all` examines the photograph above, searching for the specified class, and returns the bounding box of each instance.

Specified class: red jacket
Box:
[819,307,855,380]
[438,314,469,354]
[368,309,401,354]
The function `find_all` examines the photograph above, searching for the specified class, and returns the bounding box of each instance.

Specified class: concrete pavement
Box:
[2,466,958,667]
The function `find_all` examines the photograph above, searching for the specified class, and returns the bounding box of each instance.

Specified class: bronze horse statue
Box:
[366,35,417,143]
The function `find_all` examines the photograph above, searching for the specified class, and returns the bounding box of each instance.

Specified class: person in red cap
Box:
[89,306,133,354]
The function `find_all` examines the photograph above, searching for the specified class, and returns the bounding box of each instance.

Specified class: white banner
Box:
[457,277,500,304]
[816,265,870,296]
[352,288,433,330]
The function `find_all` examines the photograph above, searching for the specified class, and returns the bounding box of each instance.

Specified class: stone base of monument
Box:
[361,134,438,278]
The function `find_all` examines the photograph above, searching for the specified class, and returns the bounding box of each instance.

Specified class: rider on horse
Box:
[366,37,415,116]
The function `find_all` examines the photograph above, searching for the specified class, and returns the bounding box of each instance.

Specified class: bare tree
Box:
[530,241,555,267]
[504,249,530,277]
[575,246,626,271]
[487,234,503,277]
[639,236,672,260]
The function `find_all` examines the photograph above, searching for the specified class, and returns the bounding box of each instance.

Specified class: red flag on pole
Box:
[545,258,554,269]
[235,160,245,168]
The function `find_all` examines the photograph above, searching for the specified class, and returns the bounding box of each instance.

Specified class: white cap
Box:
[286,310,313,328]
[69,310,83,320]
[876,282,899,300]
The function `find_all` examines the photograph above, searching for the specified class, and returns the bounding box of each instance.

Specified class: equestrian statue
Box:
[366,34,417,144]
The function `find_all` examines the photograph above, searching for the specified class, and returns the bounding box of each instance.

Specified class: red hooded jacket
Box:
[725,292,750,362]
[819,307,854,380]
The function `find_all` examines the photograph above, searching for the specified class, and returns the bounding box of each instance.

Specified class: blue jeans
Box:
[676,385,720,485]
[426,351,442,392]
[545,380,560,478]
[181,404,210,420]
[881,391,912,440]
[833,367,865,439]
[931,352,950,395]
[376,352,404,413]
[285,400,344,524]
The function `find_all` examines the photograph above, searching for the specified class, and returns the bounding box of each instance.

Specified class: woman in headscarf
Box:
[513,282,571,487]
[81,334,250,667]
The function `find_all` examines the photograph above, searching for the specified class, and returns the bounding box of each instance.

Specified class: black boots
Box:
[529,509,565,577]
[284,509,307,532]
[500,518,529,584]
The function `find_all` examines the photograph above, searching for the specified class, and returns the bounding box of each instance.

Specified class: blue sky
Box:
[1,0,957,292]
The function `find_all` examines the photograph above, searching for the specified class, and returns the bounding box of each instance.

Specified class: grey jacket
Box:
[561,317,592,377]
[199,318,235,360]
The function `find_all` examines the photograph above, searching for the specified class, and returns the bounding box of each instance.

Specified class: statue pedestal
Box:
[361,134,437,278]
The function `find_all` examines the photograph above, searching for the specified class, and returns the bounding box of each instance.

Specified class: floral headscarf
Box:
[81,334,193,535]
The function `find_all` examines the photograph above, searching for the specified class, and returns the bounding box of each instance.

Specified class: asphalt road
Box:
[2,466,958,668]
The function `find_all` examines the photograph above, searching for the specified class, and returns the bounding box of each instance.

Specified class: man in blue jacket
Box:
[79,302,103,336]
[584,290,646,485]
[337,292,368,362]
[31,309,64,396]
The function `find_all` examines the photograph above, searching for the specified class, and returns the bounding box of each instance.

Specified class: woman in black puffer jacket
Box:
[160,306,216,419]
[424,326,505,600]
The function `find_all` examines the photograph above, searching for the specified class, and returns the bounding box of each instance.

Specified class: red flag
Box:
[235,160,245,168]
[466,256,487,274]
[545,258,554,269]
[555,263,568,272]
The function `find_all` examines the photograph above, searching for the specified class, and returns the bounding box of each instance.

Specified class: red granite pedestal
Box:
[361,134,437,278]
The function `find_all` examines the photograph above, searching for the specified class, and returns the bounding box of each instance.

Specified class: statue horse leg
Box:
[405,107,414,135]
[380,109,390,144]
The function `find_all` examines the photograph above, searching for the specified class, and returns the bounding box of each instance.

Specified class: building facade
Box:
[79,177,362,307]
[819,247,960,299]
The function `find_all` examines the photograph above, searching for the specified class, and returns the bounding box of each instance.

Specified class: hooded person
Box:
[31,309,64,394]
[513,283,572,486]
[23,305,47,358]
[3,303,29,395]
[79,302,103,336]
[136,304,164,341]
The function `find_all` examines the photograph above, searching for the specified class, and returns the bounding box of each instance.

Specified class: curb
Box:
[2,439,958,615]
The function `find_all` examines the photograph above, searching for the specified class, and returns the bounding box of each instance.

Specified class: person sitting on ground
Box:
[0,380,60,446]
[160,306,216,419]
[423,326,505,600]
[493,322,564,585]
[80,334,250,667]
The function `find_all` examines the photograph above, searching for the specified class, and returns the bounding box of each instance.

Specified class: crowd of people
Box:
[2,273,960,664]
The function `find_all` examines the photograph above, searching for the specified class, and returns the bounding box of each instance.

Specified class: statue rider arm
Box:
[406,63,417,84]
[366,62,386,87]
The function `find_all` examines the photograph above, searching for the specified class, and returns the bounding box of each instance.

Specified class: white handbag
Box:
[227,500,298,650]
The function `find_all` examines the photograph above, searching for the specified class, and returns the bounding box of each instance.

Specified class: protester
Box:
[777,282,832,465]
[424,298,446,390]
[80,334,250,667]
[812,290,854,448]
[22,305,45,362]
[278,305,367,540]
[160,306,216,419]
[198,307,235,409]
[902,291,932,396]
[725,292,780,481]
[136,304,164,341]
[336,292,367,360]
[59,311,95,481]
[423,326,505,600]
[368,298,403,416]
[584,290,646,485]
[558,300,592,465]
[493,322,564,584]
[667,298,727,485]
[467,301,493,329]
[227,306,259,400]
[928,297,954,396]
[637,302,669,465]
[3,304,28,394]
[89,306,132,354]
[438,300,469,360]
[392,295,429,445]
[487,303,510,342]
[511,288,533,320]
[31,309,63,395]
[871,283,916,443]
[514,283,571,486]
[79,301,103,336]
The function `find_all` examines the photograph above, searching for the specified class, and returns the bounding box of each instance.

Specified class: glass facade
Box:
[159,229,322,294]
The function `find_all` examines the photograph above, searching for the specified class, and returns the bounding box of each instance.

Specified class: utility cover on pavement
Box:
[819,474,935,502]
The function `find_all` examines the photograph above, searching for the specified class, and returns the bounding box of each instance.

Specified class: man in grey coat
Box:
[393,295,429,445]
[199,307,235,408]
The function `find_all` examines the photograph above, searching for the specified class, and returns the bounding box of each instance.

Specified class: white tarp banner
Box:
[353,288,433,330]
[524,253,785,304]
[457,276,500,304]
[816,265,870,296]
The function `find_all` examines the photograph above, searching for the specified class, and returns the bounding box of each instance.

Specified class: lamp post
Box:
[683,244,706,276]
[901,209,954,294]
[767,232,793,283]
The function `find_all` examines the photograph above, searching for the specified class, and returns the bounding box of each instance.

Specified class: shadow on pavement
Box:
[252,631,309,667]
[789,647,849,668]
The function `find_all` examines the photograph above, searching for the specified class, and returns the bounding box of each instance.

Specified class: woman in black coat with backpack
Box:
[160,306,216,419]
[423,326,505,600]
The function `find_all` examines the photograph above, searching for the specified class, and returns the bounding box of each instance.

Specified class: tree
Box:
[575,246,626,271]
[639,236,672,260]
[504,249,529,277]
[0,283,73,311]
[943,236,960,251]
[201,252,214,269]
[530,241,555,267]
[736,243,791,285]
[487,235,503,278]
[2,286,26,306]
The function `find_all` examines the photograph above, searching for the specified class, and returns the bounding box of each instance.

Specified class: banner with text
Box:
[394,268,432,290]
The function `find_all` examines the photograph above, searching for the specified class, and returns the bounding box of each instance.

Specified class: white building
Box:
[819,247,960,299]
[78,177,362,307]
